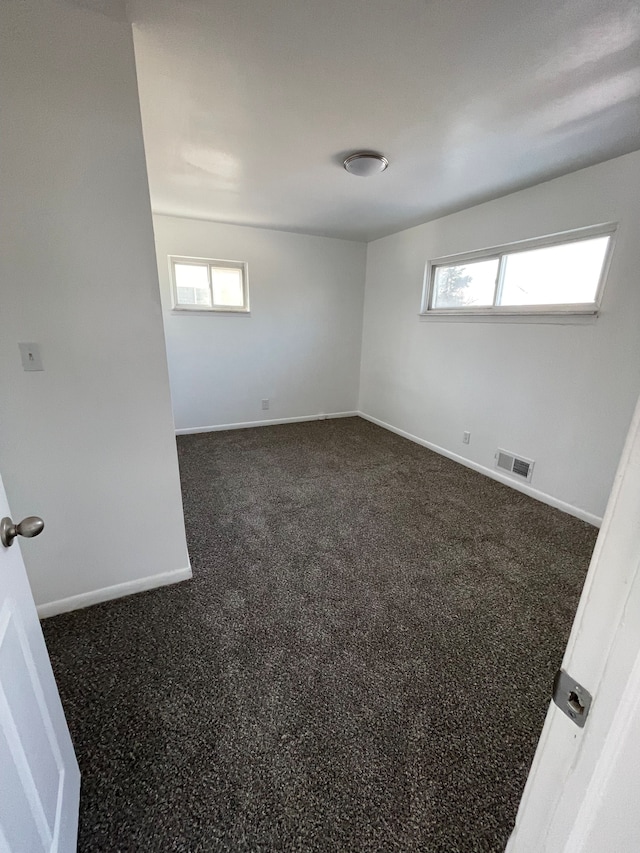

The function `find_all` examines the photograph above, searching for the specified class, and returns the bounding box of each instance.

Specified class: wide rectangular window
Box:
[170,256,249,313]
[422,225,615,316]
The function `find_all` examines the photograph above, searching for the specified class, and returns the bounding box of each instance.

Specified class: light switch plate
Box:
[19,342,43,371]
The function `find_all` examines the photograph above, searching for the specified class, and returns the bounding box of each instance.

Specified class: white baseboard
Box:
[176,411,358,435]
[37,565,193,619]
[358,412,602,528]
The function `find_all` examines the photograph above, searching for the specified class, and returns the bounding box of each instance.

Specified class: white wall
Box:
[152,215,366,431]
[359,151,640,523]
[0,0,190,611]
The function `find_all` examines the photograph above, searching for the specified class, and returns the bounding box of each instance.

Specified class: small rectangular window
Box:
[422,225,615,316]
[170,256,249,313]
[432,257,499,309]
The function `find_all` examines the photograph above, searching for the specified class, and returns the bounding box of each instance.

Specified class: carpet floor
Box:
[42,417,597,852]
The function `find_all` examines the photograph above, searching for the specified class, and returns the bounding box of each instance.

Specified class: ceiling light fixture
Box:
[343,152,389,177]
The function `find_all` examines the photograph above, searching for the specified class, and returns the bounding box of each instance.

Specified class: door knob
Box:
[1,516,45,548]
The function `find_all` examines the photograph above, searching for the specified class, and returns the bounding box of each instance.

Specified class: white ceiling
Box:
[130,0,640,241]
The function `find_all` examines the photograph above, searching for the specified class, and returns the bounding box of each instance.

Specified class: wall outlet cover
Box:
[19,342,44,371]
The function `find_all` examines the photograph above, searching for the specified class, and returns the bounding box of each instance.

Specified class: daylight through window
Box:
[423,226,614,315]
[170,257,249,313]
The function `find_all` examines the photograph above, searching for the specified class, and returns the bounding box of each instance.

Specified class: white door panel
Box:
[508,393,640,851]
[0,476,79,852]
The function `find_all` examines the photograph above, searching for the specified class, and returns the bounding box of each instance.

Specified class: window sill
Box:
[418,309,599,325]
[170,308,251,317]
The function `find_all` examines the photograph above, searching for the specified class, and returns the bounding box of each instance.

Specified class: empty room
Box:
[2,0,640,851]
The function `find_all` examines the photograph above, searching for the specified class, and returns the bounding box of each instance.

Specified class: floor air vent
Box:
[495,449,534,481]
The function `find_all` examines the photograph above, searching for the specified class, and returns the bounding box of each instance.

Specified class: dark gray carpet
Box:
[42,417,597,852]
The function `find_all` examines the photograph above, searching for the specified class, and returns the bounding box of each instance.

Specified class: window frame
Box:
[169,255,250,314]
[420,223,617,318]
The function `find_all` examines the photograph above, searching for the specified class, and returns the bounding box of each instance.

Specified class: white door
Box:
[0,475,80,853]
[507,391,640,852]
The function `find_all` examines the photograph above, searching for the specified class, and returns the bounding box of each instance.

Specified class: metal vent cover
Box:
[512,458,531,478]
[497,451,514,472]
[495,449,535,481]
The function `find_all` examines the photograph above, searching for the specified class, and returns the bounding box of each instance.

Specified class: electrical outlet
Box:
[463,431,471,444]
[261,399,270,411]
[19,342,43,371]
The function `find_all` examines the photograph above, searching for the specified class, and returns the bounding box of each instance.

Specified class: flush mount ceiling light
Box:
[343,152,389,177]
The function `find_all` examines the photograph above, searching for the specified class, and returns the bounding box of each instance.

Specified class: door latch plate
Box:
[553,669,592,728]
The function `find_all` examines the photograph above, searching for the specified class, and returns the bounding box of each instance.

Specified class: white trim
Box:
[562,644,640,852]
[417,311,598,325]
[357,412,602,527]
[171,309,252,317]
[506,389,640,851]
[175,411,359,435]
[169,255,249,313]
[36,566,193,619]
[427,222,617,267]
[420,221,617,316]
[421,306,600,317]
